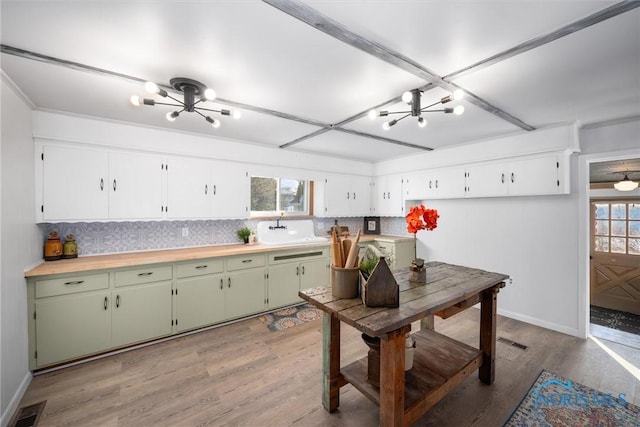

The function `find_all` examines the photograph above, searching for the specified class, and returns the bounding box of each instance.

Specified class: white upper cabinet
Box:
[166,157,211,219]
[372,174,404,217]
[314,174,372,217]
[41,145,164,221]
[211,160,250,219]
[108,152,165,220]
[465,154,565,198]
[403,167,465,201]
[42,145,109,221]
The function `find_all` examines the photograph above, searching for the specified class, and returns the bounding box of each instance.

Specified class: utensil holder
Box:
[331,266,359,298]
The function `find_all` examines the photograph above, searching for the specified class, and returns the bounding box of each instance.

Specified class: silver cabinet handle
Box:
[213,184,217,195]
[387,192,391,199]
[116,294,120,308]
[220,278,223,290]
[511,172,515,183]
[353,192,356,200]
[302,266,305,275]
[383,192,386,199]
[347,192,350,199]
[205,184,208,195]
[100,178,104,191]
[228,277,231,288]
[435,180,439,189]
[104,296,108,310]
[64,280,85,285]
[429,180,432,189]
[113,179,117,191]
[501,173,505,183]
[296,266,300,276]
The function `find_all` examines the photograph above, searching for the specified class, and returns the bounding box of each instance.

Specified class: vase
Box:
[408,266,426,283]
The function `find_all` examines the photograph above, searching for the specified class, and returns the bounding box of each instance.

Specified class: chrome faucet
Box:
[269,217,287,230]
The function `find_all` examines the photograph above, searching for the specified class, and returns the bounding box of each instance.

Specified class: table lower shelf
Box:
[341,328,482,424]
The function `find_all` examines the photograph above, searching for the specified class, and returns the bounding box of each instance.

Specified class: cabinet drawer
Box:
[226,254,266,271]
[176,259,224,278]
[35,273,109,299]
[268,248,329,265]
[115,265,172,287]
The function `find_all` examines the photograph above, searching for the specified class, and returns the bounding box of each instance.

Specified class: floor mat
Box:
[590,305,640,336]
[257,303,323,331]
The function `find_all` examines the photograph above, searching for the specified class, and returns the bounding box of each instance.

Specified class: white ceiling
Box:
[1,1,639,163]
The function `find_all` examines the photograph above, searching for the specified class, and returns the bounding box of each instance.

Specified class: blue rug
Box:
[504,370,640,426]
[257,304,323,331]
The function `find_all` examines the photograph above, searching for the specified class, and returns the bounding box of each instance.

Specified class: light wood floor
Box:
[16,308,640,427]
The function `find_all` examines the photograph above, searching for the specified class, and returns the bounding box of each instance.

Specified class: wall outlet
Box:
[182,227,189,237]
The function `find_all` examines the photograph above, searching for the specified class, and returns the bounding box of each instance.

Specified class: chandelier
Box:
[130,77,240,128]
[368,89,465,130]
[614,173,639,191]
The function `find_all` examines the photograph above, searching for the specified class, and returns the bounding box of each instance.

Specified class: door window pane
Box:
[630,238,640,255]
[611,221,627,237]
[611,237,626,253]
[629,221,640,237]
[595,204,609,219]
[595,236,609,252]
[595,220,609,235]
[611,204,626,219]
[630,203,640,220]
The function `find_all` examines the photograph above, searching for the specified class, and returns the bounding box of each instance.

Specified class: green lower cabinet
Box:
[225,269,266,319]
[268,264,302,309]
[111,281,173,347]
[175,274,226,332]
[35,291,111,367]
[300,259,330,290]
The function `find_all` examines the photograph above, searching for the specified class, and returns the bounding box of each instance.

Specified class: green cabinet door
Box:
[300,259,330,290]
[35,291,111,367]
[112,281,173,347]
[226,269,265,319]
[267,263,301,309]
[175,274,226,332]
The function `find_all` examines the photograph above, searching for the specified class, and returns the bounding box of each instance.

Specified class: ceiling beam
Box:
[263,0,535,131]
[444,1,640,82]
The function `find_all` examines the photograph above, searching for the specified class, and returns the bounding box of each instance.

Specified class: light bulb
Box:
[382,122,391,131]
[204,88,216,101]
[145,81,159,94]
[402,91,413,104]
[206,116,221,128]
[166,111,179,122]
[453,89,464,100]
[232,110,242,119]
[417,117,427,128]
[453,105,465,115]
[130,95,141,106]
[368,109,377,120]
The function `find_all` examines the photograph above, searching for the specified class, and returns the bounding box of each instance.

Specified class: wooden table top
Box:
[299,261,509,337]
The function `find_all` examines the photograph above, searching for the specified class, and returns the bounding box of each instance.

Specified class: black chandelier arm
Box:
[150,101,184,108]
[164,93,184,105]
[382,110,412,116]
[421,100,443,110]
[394,113,412,124]
[195,106,224,114]
[420,108,451,113]
[193,109,209,120]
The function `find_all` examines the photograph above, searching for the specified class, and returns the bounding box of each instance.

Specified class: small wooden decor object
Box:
[360,257,399,308]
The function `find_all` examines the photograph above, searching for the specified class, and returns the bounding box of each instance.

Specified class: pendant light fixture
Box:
[368,89,465,130]
[130,78,240,128]
[614,173,639,191]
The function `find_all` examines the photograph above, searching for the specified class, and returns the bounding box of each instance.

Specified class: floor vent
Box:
[9,401,46,427]
[498,337,528,350]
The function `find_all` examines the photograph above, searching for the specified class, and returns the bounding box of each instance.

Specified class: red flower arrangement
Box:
[405,204,439,268]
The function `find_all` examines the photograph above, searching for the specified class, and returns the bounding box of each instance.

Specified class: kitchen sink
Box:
[257,219,328,246]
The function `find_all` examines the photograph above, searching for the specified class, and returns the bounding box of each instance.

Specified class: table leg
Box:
[420,314,435,331]
[479,285,499,384]
[322,312,340,412]
[379,326,409,427]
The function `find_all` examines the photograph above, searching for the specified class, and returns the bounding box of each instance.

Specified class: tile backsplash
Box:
[41,217,408,256]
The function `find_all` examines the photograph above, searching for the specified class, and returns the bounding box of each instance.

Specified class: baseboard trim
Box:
[498,308,581,338]
[1,372,32,427]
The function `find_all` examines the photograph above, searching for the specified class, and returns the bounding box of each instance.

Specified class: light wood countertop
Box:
[25,234,411,278]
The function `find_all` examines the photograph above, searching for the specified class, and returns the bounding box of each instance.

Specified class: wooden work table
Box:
[299,261,508,427]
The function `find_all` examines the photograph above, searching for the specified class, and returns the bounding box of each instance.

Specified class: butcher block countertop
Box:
[25,234,412,278]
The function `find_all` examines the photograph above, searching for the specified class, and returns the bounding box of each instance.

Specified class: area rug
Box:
[504,370,640,426]
[257,304,323,331]
[590,305,640,336]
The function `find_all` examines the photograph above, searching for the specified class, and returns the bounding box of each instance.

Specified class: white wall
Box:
[0,74,40,426]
